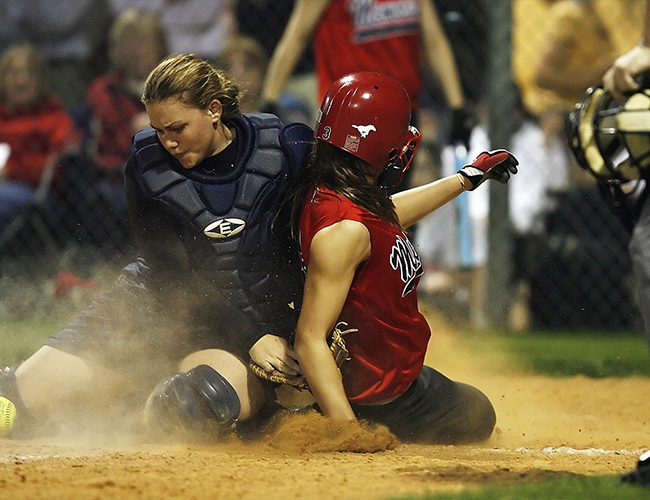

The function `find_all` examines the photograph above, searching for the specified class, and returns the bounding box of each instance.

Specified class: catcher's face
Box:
[146,97,226,169]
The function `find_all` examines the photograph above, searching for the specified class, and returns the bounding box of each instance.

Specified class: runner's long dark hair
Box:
[283,140,400,240]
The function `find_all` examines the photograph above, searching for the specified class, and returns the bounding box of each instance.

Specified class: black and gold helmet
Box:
[566,84,650,183]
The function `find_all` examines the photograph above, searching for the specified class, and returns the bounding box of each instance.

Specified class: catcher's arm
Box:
[602,0,650,103]
[294,219,370,420]
[249,334,300,377]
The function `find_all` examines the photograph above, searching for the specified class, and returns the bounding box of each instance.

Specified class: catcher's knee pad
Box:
[144,364,241,438]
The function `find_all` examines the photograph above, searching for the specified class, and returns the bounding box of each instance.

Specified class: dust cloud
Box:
[263,409,399,454]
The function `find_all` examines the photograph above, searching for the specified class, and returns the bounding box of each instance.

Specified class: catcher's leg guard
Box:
[0,367,35,437]
[144,364,241,439]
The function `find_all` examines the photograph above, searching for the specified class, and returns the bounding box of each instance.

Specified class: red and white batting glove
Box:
[457,149,519,191]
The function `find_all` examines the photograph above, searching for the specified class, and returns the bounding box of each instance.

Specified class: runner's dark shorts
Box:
[351,365,496,444]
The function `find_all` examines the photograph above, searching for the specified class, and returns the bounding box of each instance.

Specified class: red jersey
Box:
[299,186,429,404]
[0,96,80,186]
[86,71,145,173]
[313,0,422,105]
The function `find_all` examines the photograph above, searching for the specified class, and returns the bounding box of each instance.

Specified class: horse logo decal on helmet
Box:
[352,124,377,138]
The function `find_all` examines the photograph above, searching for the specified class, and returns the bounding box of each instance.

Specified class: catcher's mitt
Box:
[249,322,357,391]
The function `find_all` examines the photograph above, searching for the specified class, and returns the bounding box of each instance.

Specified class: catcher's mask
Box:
[567,85,650,183]
[315,71,421,189]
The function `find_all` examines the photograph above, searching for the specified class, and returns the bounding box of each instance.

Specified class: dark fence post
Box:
[485,0,517,329]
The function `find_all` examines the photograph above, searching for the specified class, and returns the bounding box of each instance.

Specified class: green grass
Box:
[393,475,650,500]
[4,318,648,378]
[460,329,650,378]
[0,316,70,366]
[393,329,650,500]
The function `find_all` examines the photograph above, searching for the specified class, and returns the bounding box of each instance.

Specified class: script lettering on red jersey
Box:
[348,0,419,43]
[389,234,423,297]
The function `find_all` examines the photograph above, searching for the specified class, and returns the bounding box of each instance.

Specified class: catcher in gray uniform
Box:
[568,16,650,480]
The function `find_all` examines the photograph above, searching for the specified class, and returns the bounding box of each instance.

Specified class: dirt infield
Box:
[1,307,650,500]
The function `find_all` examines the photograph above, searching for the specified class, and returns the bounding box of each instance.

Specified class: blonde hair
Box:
[109,8,168,69]
[217,35,268,74]
[0,43,44,100]
[141,53,242,117]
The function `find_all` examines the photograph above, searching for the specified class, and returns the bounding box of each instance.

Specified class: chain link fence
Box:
[506,0,643,330]
[0,0,644,331]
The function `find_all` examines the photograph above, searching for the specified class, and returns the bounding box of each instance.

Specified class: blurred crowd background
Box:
[0,0,643,333]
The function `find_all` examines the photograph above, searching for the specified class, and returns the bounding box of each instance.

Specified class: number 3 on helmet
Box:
[315,72,421,189]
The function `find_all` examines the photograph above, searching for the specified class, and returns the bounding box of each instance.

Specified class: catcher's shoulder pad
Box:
[279,122,313,176]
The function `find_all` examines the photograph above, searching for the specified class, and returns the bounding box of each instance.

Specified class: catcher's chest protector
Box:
[131,113,312,332]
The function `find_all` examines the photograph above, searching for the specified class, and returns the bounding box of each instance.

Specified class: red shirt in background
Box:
[86,71,145,174]
[313,0,422,105]
[0,95,80,187]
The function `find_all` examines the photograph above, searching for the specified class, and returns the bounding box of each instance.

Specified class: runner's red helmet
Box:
[315,72,421,188]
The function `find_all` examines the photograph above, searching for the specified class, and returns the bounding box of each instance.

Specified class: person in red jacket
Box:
[284,72,518,443]
[85,9,169,208]
[0,42,80,232]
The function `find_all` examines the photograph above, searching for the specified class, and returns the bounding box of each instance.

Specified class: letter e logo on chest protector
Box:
[204,218,246,239]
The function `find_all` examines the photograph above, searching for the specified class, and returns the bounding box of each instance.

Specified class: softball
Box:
[0,397,16,437]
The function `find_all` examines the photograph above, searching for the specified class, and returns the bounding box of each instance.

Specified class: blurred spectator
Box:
[235,0,318,119]
[603,0,650,101]
[108,0,235,62]
[509,106,570,239]
[534,0,616,109]
[415,106,491,328]
[216,35,268,114]
[235,0,305,66]
[85,9,169,209]
[427,0,489,109]
[274,93,314,126]
[0,43,81,234]
[235,0,314,74]
[260,0,473,160]
[507,103,570,330]
[513,0,644,117]
[216,34,313,124]
[418,96,571,331]
[0,0,112,111]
